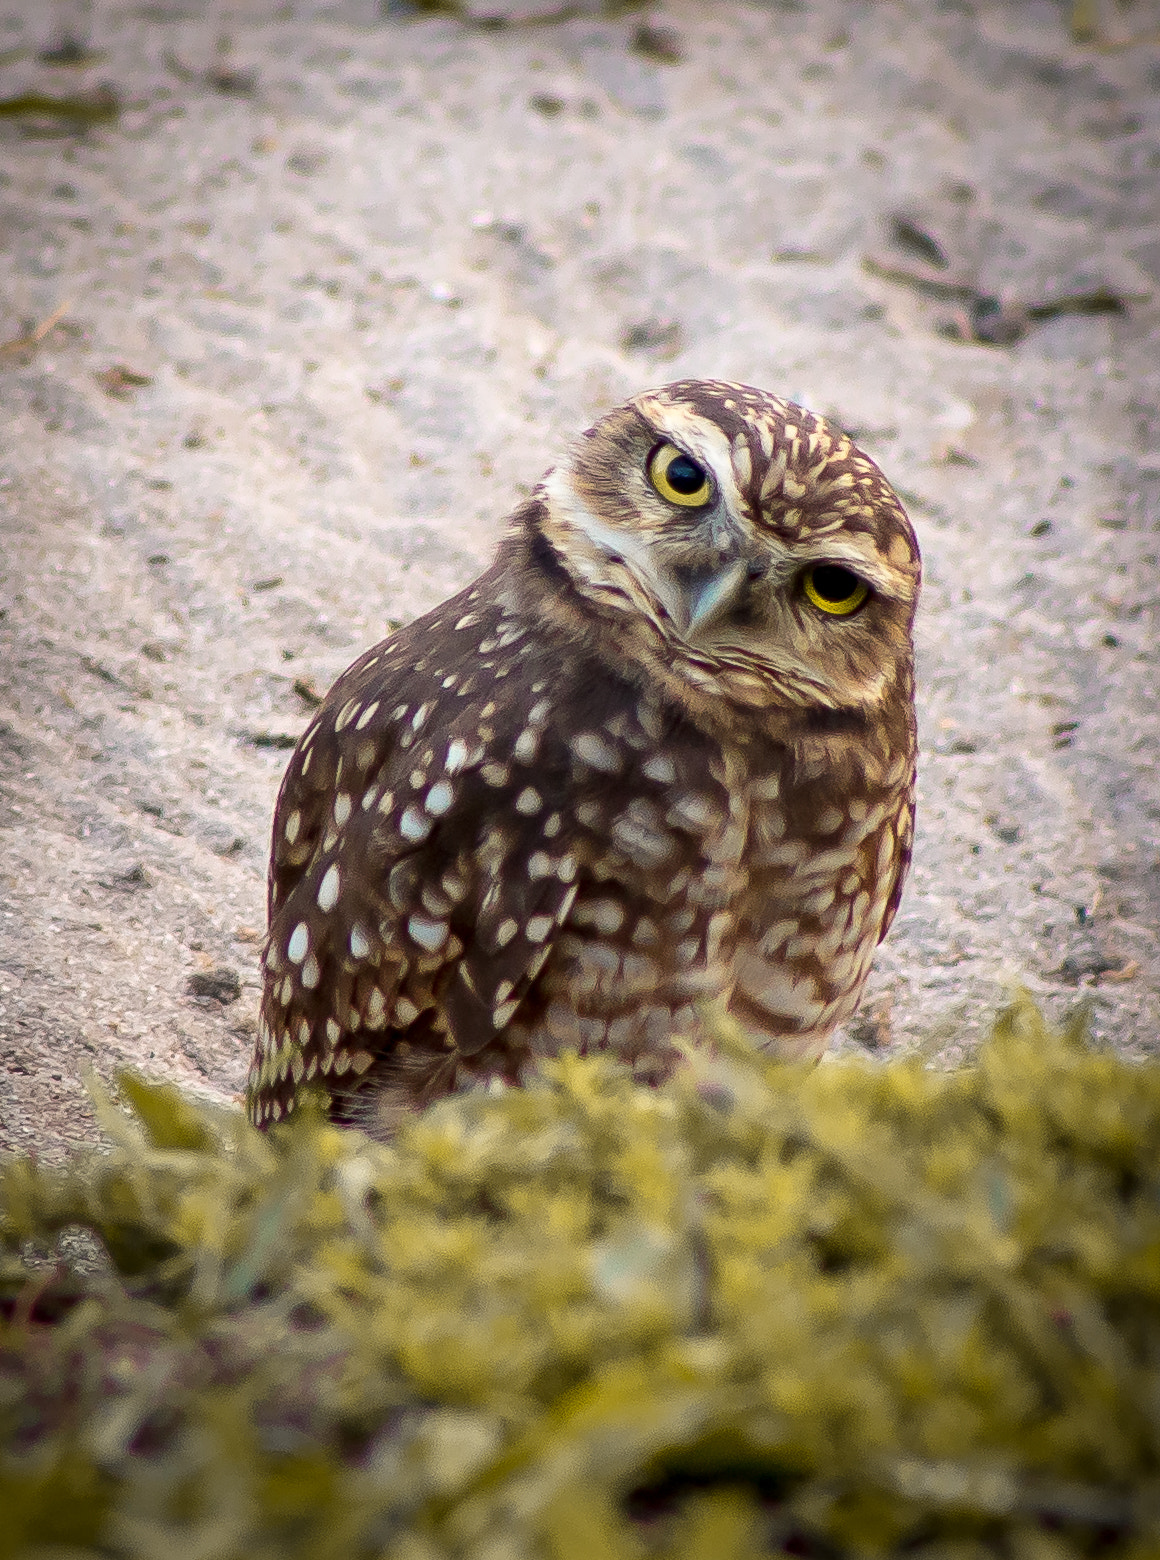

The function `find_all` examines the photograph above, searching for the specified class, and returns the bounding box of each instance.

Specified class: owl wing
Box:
[249,606,579,1125]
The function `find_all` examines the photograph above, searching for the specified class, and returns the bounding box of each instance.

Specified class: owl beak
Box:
[679,558,751,638]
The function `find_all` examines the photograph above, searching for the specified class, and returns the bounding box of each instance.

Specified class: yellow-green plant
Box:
[2,996,1158,1558]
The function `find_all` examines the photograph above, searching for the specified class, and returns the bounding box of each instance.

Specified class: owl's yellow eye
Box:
[802,564,870,617]
[648,443,713,507]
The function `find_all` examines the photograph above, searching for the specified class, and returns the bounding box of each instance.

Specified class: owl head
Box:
[530,379,920,723]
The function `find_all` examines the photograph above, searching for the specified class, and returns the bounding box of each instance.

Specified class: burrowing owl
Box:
[249,380,920,1137]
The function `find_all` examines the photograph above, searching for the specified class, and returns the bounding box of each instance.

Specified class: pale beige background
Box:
[1,0,1158,1157]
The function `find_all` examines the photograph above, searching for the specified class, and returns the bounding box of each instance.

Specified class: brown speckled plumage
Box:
[248,381,920,1138]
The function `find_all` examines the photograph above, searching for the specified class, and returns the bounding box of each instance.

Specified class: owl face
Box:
[537,379,920,716]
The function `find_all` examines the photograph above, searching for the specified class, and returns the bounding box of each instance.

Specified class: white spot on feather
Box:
[408,914,449,952]
[400,806,431,842]
[445,739,468,773]
[572,731,619,773]
[425,780,454,816]
[317,863,341,913]
[642,755,676,785]
[495,918,518,948]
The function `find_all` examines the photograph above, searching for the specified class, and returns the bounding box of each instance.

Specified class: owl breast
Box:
[730,744,915,1061]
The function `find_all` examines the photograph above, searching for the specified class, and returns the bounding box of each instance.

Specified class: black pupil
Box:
[665,453,706,494]
[811,565,860,602]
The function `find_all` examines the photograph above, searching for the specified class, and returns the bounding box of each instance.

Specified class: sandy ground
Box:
[1,0,1158,1160]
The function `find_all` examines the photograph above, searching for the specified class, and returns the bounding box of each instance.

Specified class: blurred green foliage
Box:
[2,995,1159,1558]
